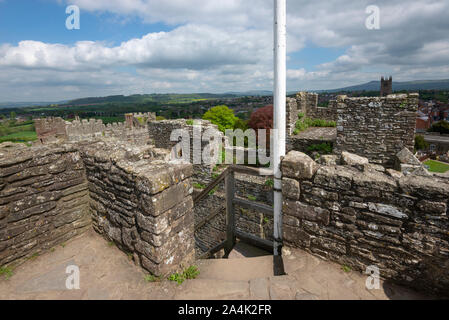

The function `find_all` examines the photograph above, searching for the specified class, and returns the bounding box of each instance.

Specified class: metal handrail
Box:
[193,165,275,259]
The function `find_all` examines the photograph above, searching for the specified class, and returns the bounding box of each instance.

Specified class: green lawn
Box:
[424,160,449,173]
[0,131,37,143]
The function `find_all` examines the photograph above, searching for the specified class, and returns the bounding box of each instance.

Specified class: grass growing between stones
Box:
[0,266,13,280]
[144,274,162,283]
[342,265,352,273]
[293,113,337,135]
[247,195,257,201]
[193,182,206,189]
[264,179,274,187]
[168,266,200,285]
[28,253,39,261]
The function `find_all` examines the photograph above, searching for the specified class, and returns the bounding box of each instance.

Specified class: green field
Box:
[0,120,37,144]
[0,130,37,143]
[424,160,449,173]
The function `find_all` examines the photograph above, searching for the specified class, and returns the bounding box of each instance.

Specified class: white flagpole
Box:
[273,0,286,257]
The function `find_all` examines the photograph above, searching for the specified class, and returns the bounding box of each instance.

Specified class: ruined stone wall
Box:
[286,97,299,136]
[125,112,156,129]
[66,119,148,144]
[0,143,90,267]
[335,94,418,168]
[296,92,338,122]
[148,119,224,185]
[281,151,449,296]
[80,141,195,276]
[35,117,148,145]
[34,118,68,143]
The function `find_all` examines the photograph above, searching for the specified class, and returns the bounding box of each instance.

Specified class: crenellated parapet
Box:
[35,116,151,145]
[125,112,157,129]
[34,117,69,143]
[66,119,106,141]
[295,92,338,122]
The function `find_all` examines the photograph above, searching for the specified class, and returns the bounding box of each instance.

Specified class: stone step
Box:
[197,255,274,282]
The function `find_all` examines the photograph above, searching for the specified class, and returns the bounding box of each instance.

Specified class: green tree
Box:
[234,118,249,131]
[202,105,238,133]
[415,135,429,151]
[9,111,16,120]
[429,120,449,134]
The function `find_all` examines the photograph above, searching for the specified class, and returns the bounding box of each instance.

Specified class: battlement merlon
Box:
[125,112,157,129]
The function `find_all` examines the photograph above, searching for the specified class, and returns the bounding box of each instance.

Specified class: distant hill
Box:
[225,90,273,96]
[320,79,449,93]
[0,101,68,110]
[64,93,239,106]
[2,79,449,110]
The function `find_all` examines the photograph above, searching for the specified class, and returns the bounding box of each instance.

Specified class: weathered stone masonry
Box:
[81,141,195,276]
[335,94,418,167]
[0,143,90,267]
[282,151,449,296]
[296,92,338,122]
[0,140,195,277]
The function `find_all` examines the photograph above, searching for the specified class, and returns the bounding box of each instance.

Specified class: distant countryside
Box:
[0,88,448,146]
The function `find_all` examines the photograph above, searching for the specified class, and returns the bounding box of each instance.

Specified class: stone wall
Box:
[66,119,148,144]
[296,92,338,122]
[148,119,225,184]
[125,112,156,129]
[281,151,449,296]
[286,97,299,136]
[1,134,198,277]
[35,117,148,145]
[0,142,90,267]
[35,118,68,143]
[80,140,195,276]
[286,127,337,155]
[335,94,418,167]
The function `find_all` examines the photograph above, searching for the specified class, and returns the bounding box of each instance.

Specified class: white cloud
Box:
[0,0,448,101]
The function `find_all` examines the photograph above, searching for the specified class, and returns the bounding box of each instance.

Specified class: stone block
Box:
[395,147,421,168]
[317,155,339,166]
[282,151,319,180]
[367,203,408,220]
[136,162,193,195]
[400,175,449,200]
[283,200,330,225]
[282,178,300,200]
[416,200,447,215]
[140,179,192,217]
[283,225,311,247]
[313,166,354,191]
[341,152,369,166]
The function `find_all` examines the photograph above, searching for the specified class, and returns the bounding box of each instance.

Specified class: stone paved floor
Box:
[0,229,433,300]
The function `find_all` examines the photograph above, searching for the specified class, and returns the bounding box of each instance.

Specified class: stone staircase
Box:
[173,242,280,300]
[197,256,274,282]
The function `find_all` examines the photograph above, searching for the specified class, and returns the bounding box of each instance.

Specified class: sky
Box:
[0,0,448,102]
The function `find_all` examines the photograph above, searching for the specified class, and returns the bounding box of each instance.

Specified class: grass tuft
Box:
[0,266,13,280]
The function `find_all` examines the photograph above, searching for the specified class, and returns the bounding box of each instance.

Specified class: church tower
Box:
[380,76,393,97]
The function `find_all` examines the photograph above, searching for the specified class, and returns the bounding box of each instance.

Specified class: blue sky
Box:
[0,0,173,45]
[0,0,448,102]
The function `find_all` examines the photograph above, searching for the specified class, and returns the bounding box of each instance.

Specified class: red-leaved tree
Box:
[248,105,273,148]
